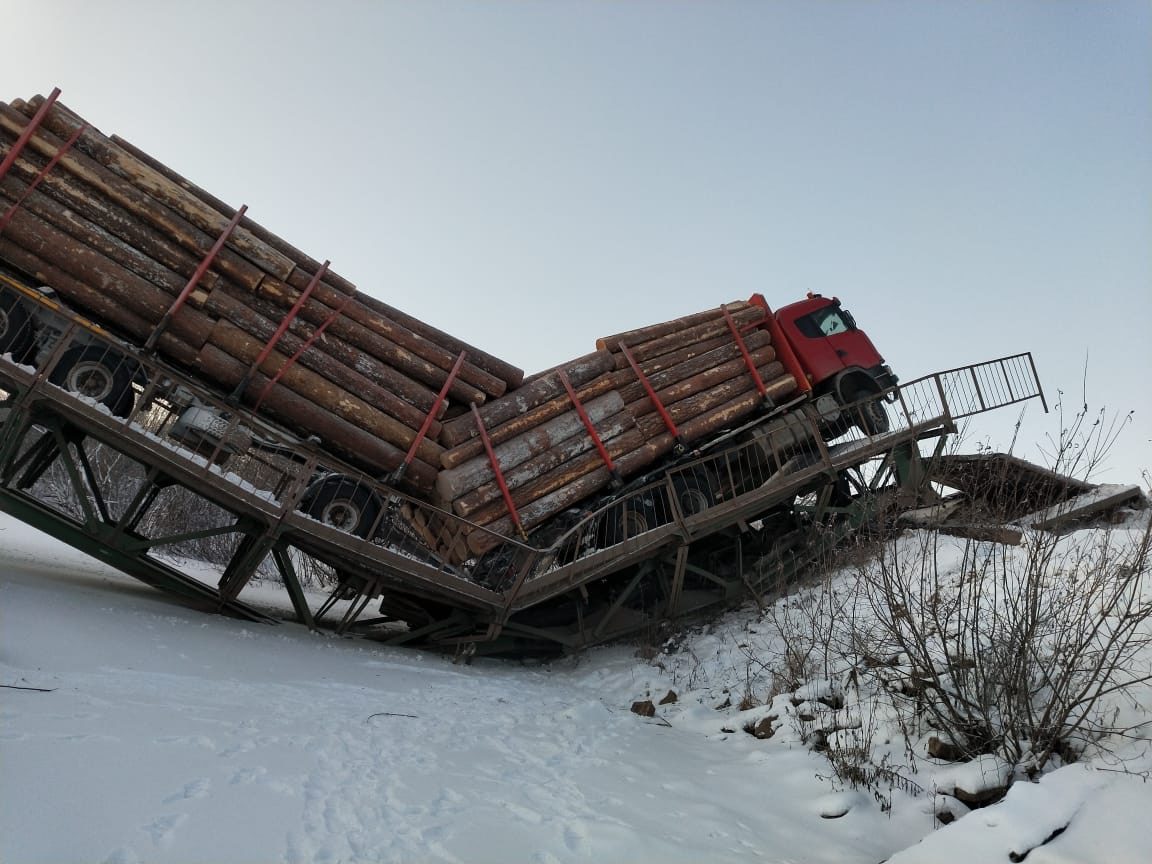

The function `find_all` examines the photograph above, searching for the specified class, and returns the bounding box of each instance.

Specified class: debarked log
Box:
[439,350,615,448]
[438,374,618,470]
[434,392,625,502]
[449,411,636,517]
[617,343,777,409]
[631,362,788,436]
[614,305,764,366]
[466,438,666,556]
[595,300,752,352]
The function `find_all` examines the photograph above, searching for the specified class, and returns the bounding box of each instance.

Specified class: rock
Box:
[658,690,678,705]
[744,716,777,739]
[928,735,965,762]
[630,700,656,717]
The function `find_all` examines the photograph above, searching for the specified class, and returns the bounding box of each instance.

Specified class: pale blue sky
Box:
[3,0,1149,481]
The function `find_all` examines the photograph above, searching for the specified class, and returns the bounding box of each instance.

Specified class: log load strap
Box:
[470,403,527,540]
[557,369,620,485]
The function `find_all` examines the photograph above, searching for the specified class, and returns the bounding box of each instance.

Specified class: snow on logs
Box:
[0,94,524,492]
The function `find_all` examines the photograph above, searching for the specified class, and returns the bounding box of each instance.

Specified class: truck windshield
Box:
[797,306,855,338]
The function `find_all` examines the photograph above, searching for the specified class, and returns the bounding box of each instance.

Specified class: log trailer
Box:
[0,89,1049,655]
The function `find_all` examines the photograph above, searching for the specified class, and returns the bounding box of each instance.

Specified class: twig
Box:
[365,712,418,722]
[0,684,57,692]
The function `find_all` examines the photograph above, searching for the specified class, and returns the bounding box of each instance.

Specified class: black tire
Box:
[49,345,136,418]
[300,476,382,539]
[0,293,34,363]
[853,388,890,436]
[672,469,716,517]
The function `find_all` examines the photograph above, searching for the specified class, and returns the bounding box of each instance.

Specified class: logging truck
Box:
[1,260,896,560]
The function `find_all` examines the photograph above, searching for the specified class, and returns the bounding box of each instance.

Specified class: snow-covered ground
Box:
[2,510,1151,863]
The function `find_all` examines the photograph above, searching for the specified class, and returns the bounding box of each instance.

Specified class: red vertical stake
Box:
[470,404,526,540]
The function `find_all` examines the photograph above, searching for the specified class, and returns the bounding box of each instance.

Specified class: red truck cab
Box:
[750,292,897,410]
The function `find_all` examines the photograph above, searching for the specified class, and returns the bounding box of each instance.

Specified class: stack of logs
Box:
[0,94,523,494]
[418,301,798,561]
[1,90,798,564]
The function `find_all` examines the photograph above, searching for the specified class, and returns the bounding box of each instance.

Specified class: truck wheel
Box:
[0,294,33,362]
[672,469,716,517]
[300,476,382,539]
[853,388,890,436]
[49,346,136,418]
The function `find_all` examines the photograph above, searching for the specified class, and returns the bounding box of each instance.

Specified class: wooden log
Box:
[627,357,783,420]
[617,341,776,407]
[24,97,296,280]
[616,305,765,366]
[0,151,225,295]
[109,132,360,297]
[596,301,752,352]
[450,411,635,517]
[206,321,444,466]
[0,237,199,367]
[199,290,442,436]
[355,292,525,390]
[631,362,787,435]
[434,392,624,502]
[672,374,798,445]
[438,373,617,470]
[612,329,772,401]
[203,287,444,416]
[466,438,666,556]
[254,277,504,399]
[611,332,736,374]
[196,343,437,492]
[0,177,196,303]
[465,426,645,526]
[0,201,214,347]
[438,350,615,448]
[0,104,269,293]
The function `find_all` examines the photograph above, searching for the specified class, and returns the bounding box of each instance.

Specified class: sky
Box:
[2,0,1149,481]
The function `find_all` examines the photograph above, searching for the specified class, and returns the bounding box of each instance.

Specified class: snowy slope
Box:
[2,511,1150,864]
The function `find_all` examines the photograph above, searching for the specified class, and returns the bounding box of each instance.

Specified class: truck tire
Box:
[49,345,137,418]
[672,468,716,517]
[300,476,382,539]
[852,387,890,436]
[0,293,33,363]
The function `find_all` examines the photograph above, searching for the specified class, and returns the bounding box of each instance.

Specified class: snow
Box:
[3,510,1151,863]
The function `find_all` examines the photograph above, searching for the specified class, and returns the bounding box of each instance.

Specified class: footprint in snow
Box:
[163,778,211,804]
[142,813,188,848]
[100,846,141,864]
[229,766,267,785]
